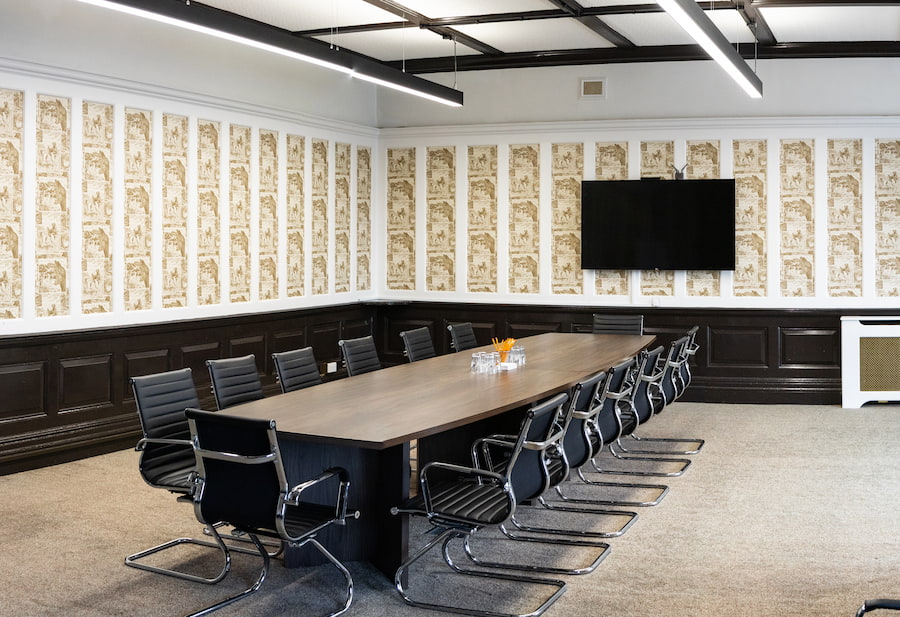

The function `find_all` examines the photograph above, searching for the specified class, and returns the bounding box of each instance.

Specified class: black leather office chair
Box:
[399,326,436,362]
[551,366,668,508]
[619,340,704,455]
[272,347,322,393]
[206,354,264,410]
[447,321,478,352]
[660,334,690,405]
[391,396,567,617]
[184,408,355,617]
[125,368,232,583]
[591,313,644,335]
[338,335,381,376]
[466,391,631,577]
[857,599,900,616]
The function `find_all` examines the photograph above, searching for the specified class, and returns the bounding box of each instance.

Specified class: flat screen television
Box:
[580,178,736,271]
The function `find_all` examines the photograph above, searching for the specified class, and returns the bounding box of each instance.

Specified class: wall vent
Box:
[581,78,607,98]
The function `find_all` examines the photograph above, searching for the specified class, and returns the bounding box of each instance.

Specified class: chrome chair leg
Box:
[551,469,670,507]
[592,442,691,477]
[185,529,269,617]
[124,533,232,584]
[530,498,638,537]
[857,599,900,616]
[620,433,705,455]
[396,527,567,617]
[204,522,285,558]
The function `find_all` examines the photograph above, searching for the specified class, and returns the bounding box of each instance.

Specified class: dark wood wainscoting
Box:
[372,302,845,407]
[0,301,863,475]
[0,305,371,475]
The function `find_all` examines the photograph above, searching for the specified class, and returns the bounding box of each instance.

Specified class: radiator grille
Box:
[859,337,900,391]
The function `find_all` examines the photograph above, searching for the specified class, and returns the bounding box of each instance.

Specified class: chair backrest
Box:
[680,325,700,388]
[206,355,264,410]
[593,355,638,444]
[561,370,608,470]
[447,322,478,352]
[338,335,382,376]
[186,408,285,533]
[630,345,666,424]
[661,335,690,404]
[399,327,436,362]
[592,313,644,335]
[130,367,200,490]
[272,347,321,393]
[503,392,570,503]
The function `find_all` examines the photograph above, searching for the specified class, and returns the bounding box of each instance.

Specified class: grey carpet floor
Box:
[1,402,898,617]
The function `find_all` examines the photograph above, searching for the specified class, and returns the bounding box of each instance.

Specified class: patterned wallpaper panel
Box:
[259,129,279,300]
[427,146,455,291]
[311,138,329,295]
[551,143,582,294]
[334,142,351,294]
[197,120,221,306]
[387,147,415,290]
[828,139,862,297]
[356,145,371,291]
[781,139,815,297]
[125,108,152,311]
[593,142,629,296]
[0,88,23,319]
[163,114,188,308]
[229,124,251,303]
[876,140,900,296]
[733,139,768,297]
[640,141,675,296]
[686,140,721,297]
[82,101,113,314]
[286,134,304,297]
[509,144,540,294]
[468,145,497,293]
[36,94,70,317]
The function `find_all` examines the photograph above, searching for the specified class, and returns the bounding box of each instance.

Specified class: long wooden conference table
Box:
[225,332,654,578]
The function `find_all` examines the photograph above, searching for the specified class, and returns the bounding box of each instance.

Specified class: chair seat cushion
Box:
[404,480,511,527]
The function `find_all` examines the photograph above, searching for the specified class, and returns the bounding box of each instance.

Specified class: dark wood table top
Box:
[226,332,654,450]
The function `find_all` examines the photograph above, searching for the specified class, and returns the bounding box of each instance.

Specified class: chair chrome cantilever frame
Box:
[272,347,322,393]
[126,368,255,584]
[184,409,355,617]
[857,599,900,616]
[399,326,437,362]
[391,399,567,616]
[465,392,630,577]
[447,321,478,352]
[590,356,691,478]
[623,331,705,455]
[206,354,264,410]
[550,365,669,508]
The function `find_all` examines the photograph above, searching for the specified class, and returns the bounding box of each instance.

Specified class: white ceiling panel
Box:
[604,9,755,47]
[399,0,556,18]
[200,0,400,31]
[455,18,616,53]
[760,7,900,43]
[313,27,480,62]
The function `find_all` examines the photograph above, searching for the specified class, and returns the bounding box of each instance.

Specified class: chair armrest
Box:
[135,437,192,452]
[286,466,354,523]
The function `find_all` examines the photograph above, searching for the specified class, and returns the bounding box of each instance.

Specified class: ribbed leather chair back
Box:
[399,327,436,362]
[272,347,321,393]
[592,313,644,335]
[447,322,478,352]
[206,354,264,410]
[661,335,690,405]
[594,356,638,443]
[630,345,665,424]
[130,367,199,491]
[338,335,382,376]
[561,370,607,469]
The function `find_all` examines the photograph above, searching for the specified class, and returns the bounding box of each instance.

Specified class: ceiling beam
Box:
[735,1,777,45]
[545,0,636,47]
[386,41,900,73]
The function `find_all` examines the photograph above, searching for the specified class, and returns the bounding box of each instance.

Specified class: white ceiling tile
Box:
[760,7,900,43]
[200,0,400,31]
[455,19,615,52]
[400,0,556,19]
[313,27,479,61]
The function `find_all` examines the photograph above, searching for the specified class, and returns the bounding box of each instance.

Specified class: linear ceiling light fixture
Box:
[656,0,763,98]
[75,0,464,107]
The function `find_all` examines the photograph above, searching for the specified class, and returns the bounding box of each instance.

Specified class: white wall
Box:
[0,0,379,127]
[376,58,900,128]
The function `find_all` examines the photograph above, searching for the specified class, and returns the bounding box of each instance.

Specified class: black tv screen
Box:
[581,179,736,271]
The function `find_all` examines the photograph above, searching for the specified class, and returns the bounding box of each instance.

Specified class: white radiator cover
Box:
[841,316,900,408]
